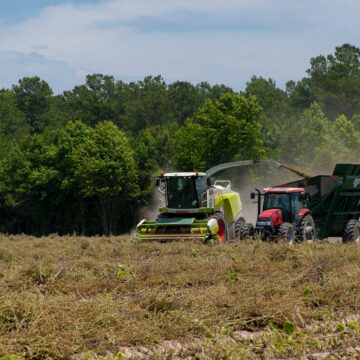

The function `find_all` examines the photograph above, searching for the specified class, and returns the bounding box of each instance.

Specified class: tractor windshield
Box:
[166,177,205,209]
[263,193,290,212]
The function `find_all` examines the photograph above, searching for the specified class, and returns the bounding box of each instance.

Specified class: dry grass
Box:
[1,235,360,358]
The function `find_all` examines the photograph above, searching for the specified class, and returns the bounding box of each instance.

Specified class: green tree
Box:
[12,76,53,133]
[172,93,265,170]
[62,121,139,234]
[317,114,360,168]
[278,103,360,171]
[119,75,169,132]
[0,91,28,138]
[245,76,291,157]
[0,120,140,235]
[288,44,360,119]
[62,74,119,127]
[167,81,205,125]
[289,103,330,165]
[133,122,177,200]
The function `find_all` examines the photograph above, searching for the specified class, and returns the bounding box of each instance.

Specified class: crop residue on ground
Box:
[1,235,360,358]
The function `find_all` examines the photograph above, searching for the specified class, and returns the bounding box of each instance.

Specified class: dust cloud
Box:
[138,188,165,221]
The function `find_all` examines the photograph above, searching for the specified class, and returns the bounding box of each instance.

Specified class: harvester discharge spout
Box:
[206,160,282,178]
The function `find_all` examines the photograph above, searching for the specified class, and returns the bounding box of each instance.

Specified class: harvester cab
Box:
[239,187,315,243]
[155,172,210,210]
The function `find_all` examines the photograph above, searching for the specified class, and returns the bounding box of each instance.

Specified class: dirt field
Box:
[1,235,360,359]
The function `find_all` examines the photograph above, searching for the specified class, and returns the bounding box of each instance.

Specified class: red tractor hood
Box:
[258,208,283,228]
[259,209,282,218]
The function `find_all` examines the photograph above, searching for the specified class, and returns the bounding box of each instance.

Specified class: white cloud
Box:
[0,0,359,92]
[0,51,82,93]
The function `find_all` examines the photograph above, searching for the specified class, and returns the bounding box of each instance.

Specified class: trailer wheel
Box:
[343,219,360,243]
[299,215,316,242]
[278,223,295,244]
[211,212,228,244]
[238,223,254,240]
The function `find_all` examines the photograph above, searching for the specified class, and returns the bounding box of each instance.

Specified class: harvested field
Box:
[1,235,360,359]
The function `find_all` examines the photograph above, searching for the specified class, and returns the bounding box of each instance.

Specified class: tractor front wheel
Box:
[343,219,360,243]
[298,214,316,242]
[278,222,295,244]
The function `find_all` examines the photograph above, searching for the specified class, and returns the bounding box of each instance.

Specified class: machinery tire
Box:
[238,223,254,240]
[342,219,360,243]
[211,212,228,244]
[298,214,316,242]
[234,217,246,240]
[278,222,295,244]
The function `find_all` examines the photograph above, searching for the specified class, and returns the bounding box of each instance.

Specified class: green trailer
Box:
[282,163,360,240]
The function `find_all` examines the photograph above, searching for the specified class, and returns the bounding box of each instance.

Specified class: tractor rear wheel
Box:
[238,223,254,240]
[298,215,316,242]
[343,219,360,243]
[278,222,295,244]
[211,212,228,244]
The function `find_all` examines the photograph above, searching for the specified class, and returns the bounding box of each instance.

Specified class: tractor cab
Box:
[262,187,306,223]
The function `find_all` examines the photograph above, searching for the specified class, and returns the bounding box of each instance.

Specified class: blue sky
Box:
[0,0,100,23]
[0,0,359,93]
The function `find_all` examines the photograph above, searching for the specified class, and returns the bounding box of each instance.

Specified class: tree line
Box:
[1,43,360,235]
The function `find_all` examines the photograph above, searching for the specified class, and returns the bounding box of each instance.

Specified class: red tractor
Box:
[239,187,316,243]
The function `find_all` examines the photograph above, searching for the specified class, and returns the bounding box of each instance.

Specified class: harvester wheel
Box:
[298,215,316,242]
[211,212,228,244]
[343,219,360,243]
[234,217,246,240]
[278,222,295,244]
[238,223,253,240]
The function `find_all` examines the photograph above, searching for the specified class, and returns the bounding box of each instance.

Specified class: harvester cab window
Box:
[195,177,208,204]
[166,177,199,209]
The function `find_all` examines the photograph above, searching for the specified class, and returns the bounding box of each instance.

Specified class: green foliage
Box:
[117,264,127,279]
[62,74,119,127]
[12,76,53,133]
[172,93,265,170]
[347,321,360,332]
[0,91,28,138]
[303,288,311,297]
[0,120,139,235]
[133,122,176,201]
[289,44,360,119]
[278,102,360,171]
[245,76,290,118]
[245,76,291,157]
[283,320,296,335]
